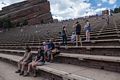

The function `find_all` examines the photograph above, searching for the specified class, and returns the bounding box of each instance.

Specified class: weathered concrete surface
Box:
[0,61,46,80]
[0,53,120,80]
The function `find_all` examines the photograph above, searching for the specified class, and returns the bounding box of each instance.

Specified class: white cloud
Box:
[109,0,117,4]
[97,3,102,7]
[0,0,117,20]
[95,8,107,12]
[101,0,108,3]
[49,0,108,20]
[101,0,117,4]
[0,0,25,10]
[49,0,92,20]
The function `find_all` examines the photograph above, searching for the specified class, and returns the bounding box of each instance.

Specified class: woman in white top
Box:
[84,20,91,42]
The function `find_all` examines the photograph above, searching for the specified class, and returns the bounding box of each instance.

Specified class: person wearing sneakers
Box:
[15,46,31,73]
[73,21,82,46]
[43,41,49,61]
[84,20,91,42]
[15,46,32,76]
[71,32,76,45]
[50,43,60,62]
[47,39,55,62]
[61,26,67,46]
[24,47,45,77]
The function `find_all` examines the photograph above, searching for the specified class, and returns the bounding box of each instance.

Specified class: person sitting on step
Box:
[47,39,55,62]
[15,46,32,76]
[50,43,60,62]
[24,47,45,77]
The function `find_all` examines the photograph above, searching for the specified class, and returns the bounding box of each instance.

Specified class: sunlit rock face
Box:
[0,0,53,26]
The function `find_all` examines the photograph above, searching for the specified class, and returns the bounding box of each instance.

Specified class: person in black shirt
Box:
[47,39,55,61]
[24,47,45,77]
[50,43,60,62]
[73,22,82,46]
[61,26,67,46]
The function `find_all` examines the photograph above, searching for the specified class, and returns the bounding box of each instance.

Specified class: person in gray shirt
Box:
[15,46,32,76]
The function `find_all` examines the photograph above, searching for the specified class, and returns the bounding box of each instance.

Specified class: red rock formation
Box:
[0,0,53,25]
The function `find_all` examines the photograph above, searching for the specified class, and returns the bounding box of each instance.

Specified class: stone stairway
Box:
[0,53,120,80]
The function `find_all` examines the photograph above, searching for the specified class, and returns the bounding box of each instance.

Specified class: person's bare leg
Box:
[76,35,78,46]
[24,62,33,76]
[21,62,26,72]
[51,53,53,61]
[27,62,32,73]
[79,35,82,46]
[88,32,90,41]
[20,62,26,75]
[18,62,21,70]
[15,61,22,73]
[32,62,37,77]
[86,32,88,41]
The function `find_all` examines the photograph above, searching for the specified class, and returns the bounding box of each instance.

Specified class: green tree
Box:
[2,17,13,29]
[114,7,120,13]
[0,19,3,28]
[19,18,28,27]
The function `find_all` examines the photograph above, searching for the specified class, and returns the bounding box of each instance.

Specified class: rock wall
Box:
[0,0,53,25]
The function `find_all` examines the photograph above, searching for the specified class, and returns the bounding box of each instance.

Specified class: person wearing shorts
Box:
[24,47,45,77]
[73,22,82,46]
[50,43,60,62]
[15,46,32,76]
[84,20,91,42]
[47,39,55,61]
[71,32,76,45]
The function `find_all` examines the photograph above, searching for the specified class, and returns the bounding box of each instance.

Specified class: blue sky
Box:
[0,0,120,20]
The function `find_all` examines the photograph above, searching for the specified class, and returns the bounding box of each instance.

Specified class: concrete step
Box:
[1,45,120,57]
[26,39,120,46]
[0,39,120,47]
[22,33,120,44]
[55,53,120,73]
[0,61,46,80]
[0,53,120,80]
[0,53,93,80]
[0,30,120,45]
[60,46,120,57]
[0,49,120,73]
[56,34,120,42]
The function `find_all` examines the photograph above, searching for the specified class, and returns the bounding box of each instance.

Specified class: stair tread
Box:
[0,53,120,80]
[0,49,120,62]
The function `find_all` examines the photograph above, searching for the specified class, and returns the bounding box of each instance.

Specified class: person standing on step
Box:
[15,46,32,76]
[84,20,91,42]
[24,47,45,77]
[61,26,67,46]
[71,32,76,45]
[73,22,82,46]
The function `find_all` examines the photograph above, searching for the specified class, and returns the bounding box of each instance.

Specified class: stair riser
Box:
[56,36,120,42]
[55,56,120,73]
[60,48,120,57]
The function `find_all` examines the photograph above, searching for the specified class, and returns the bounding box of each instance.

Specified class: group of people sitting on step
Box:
[61,20,91,46]
[15,39,60,77]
